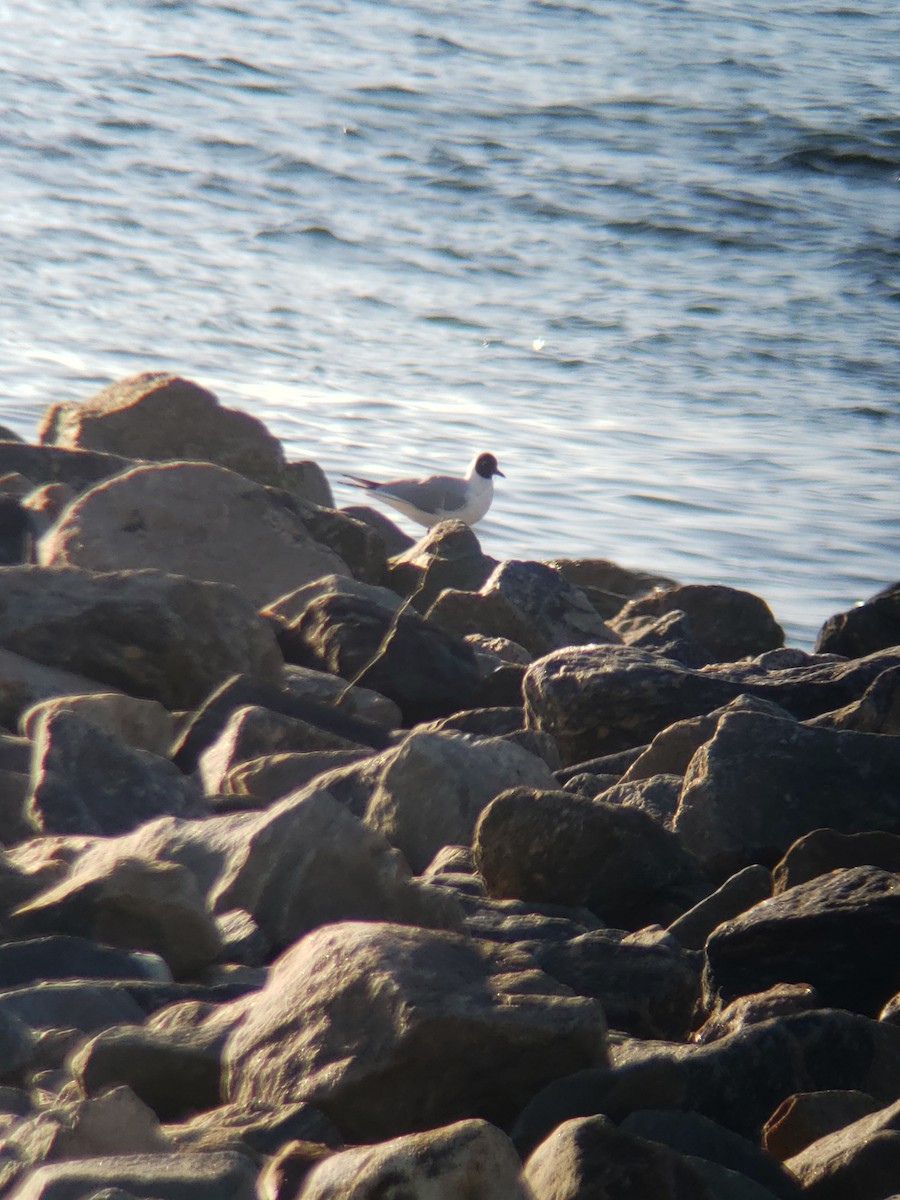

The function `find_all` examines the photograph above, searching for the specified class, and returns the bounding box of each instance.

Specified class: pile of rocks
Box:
[0,373,898,1199]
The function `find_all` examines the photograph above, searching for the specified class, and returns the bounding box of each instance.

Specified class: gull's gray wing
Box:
[379,473,468,516]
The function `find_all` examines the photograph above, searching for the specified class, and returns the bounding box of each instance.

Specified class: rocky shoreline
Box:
[0,372,899,1199]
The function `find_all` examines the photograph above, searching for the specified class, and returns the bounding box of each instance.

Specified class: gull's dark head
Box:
[474,452,504,479]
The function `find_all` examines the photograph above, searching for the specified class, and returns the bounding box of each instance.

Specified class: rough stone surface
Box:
[26,711,205,836]
[523,1114,714,1199]
[815,582,900,659]
[475,786,708,930]
[0,936,169,990]
[38,371,305,496]
[695,984,821,1045]
[703,866,900,1017]
[37,461,349,608]
[281,663,402,727]
[363,730,557,874]
[220,749,371,807]
[547,558,678,619]
[772,829,900,893]
[0,442,138,495]
[5,1150,258,1200]
[674,712,900,878]
[223,920,607,1142]
[210,785,462,950]
[611,583,785,665]
[667,865,773,951]
[385,520,498,611]
[428,558,620,657]
[784,1096,900,1199]
[9,855,223,979]
[807,664,900,735]
[298,1119,530,1200]
[20,693,174,757]
[0,566,282,710]
[763,1090,882,1161]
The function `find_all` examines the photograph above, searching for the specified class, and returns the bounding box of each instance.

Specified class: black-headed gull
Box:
[343,451,504,528]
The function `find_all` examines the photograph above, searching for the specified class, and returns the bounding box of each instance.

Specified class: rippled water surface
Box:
[2,0,898,644]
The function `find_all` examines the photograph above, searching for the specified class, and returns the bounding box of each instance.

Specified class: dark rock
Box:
[523,1114,714,1199]
[281,664,401,728]
[276,583,481,725]
[615,606,713,668]
[223,920,607,1142]
[668,865,773,951]
[0,566,282,710]
[475,787,708,930]
[815,582,900,658]
[209,785,462,951]
[170,672,394,776]
[807,664,900,734]
[773,829,900,893]
[598,774,683,829]
[5,1150,258,1200]
[0,649,121,733]
[0,981,146,1036]
[531,927,702,1040]
[695,984,821,1045]
[0,936,167,989]
[547,557,678,619]
[166,1100,342,1161]
[427,558,620,657]
[621,1109,802,1199]
[10,855,223,979]
[37,461,349,609]
[71,1025,222,1122]
[417,706,524,737]
[385,520,498,610]
[763,1090,881,1161]
[0,498,32,566]
[0,1006,34,1082]
[0,441,137,494]
[674,712,900,878]
[704,866,900,1017]
[362,730,556,874]
[272,492,387,585]
[339,504,415,556]
[611,583,785,664]
[219,749,370,808]
[784,1096,900,1198]
[556,744,649,784]
[26,711,205,836]
[297,1119,528,1200]
[21,693,175,757]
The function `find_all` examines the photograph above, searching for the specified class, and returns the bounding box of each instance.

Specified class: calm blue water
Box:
[1,0,898,646]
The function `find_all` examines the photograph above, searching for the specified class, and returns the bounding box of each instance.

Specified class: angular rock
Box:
[0,497,32,566]
[5,1150,257,1200]
[547,557,678,619]
[6,1085,168,1164]
[598,774,683,829]
[763,1090,881,1161]
[524,644,900,766]
[223,920,607,1141]
[621,1109,801,1199]
[703,866,900,1017]
[0,936,168,990]
[220,749,370,807]
[0,566,282,710]
[428,558,620,657]
[0,981,146,1036]
[531,927,701,1041]
[773,829,900,893]
[20,693,174,757]
[282,664,401,728]
[210,785,462,950]
[38,371,309,497]
[0,441,138,495]
[611,583,785,665]
[299,1119,530,1199]
[807,664,900,735]
[340,503,415,556]
[19,483,75,539]
[197,704,366,795]
[276,580,481,724]
[385,520,498,610]
[668,865,773,951]
[167,1100,341,1161]
[0,1006,35,1081]
[26,711,205,836]
[363,730,557,874]
[524,1114,713,1199]
[0,649,125,733]
[815,582,900,658]
[784,1096,900,1198]
[71,1025,222,1122]
[272,493,386,584]
[675,713,900,878]
[475,787,708,930]
[695,984,821,1045]
[37,461,349,608]
[10,855,223,979]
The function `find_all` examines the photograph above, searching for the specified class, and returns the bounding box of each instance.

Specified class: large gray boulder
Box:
[299,1119,530,1199]
[0,566,282,710]
[704,866,900,1017]
[223,920,607,1141]
[5,1150,258,1200]
[363,729,557,874]
[210,785,462,950]
[674,711,900,878]
[37,461,349,608]
[26,710,205,836]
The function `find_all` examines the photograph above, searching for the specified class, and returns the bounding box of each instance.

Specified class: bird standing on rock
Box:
[342,452,504,528]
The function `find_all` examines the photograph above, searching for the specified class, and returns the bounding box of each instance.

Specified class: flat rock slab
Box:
[0,566,282,710]
[223,919,607,1142]
[38,461,349,608]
